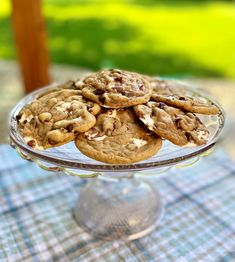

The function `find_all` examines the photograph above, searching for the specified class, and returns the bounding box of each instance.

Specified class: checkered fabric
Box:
[0,144,235,262]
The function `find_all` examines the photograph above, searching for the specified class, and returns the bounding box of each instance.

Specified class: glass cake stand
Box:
[8,84,225,241]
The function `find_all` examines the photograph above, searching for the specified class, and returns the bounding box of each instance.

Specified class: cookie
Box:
[150,78,187,96]
[151,93,219,115]
[75,108,162,164]
[134,101,209,146]
[77,69,152,108]
[17,89,101,149]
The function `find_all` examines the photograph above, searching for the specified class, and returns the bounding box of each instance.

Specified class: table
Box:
[0,144,235,261]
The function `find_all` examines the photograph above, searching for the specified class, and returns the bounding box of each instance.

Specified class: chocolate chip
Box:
[113,85,124,93]
[67,107,73,114]
[29,118,35,125]
[23,120,27,124]
[66,124,73,132]
[99,96,106,103]
[174,118,181,127]
[139,84,144,91]
[71,81,77,87]
[16,115,21,123]
[86,104,92,112]
[48,139,57,145]
[185,132,192,140]
[114,76,123,82]
[179,97,186,101]
[27,140,36,147]
[95,89,105,95]
[125,91,134,97]
[158,102,165,109]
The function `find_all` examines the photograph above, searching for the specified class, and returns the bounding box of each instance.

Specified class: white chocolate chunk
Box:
[140,114,155,130]
[85,131,107,141]
[93,135,107,141]
[85,132,98,140]
[132,138,147,148]
[20,113,34,124]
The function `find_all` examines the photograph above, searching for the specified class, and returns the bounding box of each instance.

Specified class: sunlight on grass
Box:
[44,1,235,77]
[0,0,10,16]
[1,0,235,78]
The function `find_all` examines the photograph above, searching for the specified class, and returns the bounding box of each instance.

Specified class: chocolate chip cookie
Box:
[17,89,101,149]
[75,108,162,164]
[151,93,219,115]
[134,101,209,146]
[78,69,152,108]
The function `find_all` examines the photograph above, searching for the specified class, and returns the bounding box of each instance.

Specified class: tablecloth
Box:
[0,144,235,262]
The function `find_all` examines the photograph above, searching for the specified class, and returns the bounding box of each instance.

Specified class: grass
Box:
[1,0,235,78]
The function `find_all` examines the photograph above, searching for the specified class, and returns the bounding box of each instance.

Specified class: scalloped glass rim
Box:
[8,82,225,172]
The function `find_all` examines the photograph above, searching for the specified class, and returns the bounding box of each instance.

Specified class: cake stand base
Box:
[74,173,164,240]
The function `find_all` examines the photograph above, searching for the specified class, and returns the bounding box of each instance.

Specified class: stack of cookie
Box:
[17,69,220,164]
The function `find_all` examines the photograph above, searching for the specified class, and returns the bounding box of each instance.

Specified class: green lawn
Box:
[1,0,235,78]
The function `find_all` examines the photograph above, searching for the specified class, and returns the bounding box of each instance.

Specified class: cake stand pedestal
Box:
[75,172,163,240]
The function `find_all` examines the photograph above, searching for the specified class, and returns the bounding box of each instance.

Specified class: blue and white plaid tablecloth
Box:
[0,144,235,262]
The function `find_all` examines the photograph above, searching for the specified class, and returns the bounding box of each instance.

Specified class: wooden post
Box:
[11,0,51,93]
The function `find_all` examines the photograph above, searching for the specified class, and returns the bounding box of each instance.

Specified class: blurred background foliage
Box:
[0,0,235,78]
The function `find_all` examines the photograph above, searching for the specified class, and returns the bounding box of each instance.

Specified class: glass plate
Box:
[9,84,225,172]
